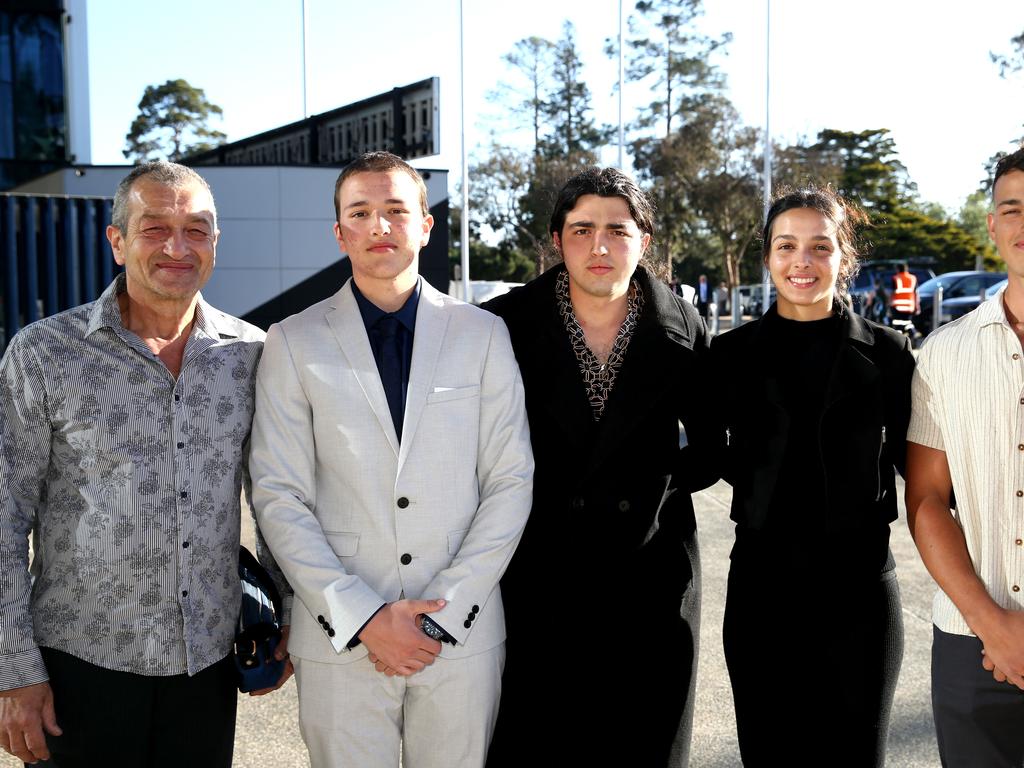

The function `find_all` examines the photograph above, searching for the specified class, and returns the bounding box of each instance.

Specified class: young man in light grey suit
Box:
[249,152,533,767]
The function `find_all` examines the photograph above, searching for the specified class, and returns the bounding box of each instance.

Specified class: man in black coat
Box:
[482,167,712,767]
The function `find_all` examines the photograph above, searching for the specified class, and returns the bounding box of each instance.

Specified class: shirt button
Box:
[1014,354,1020,361]
[400,553,412,565]
[174,394,180,401]
[182,541,189,549]
[177,442,184,449]
[397,497,410,509]
[181,590,188,597]
[180,491,187,499]
[1015,585,1021,593]
[1016,539,1022,546]
[1017,491,1023,498]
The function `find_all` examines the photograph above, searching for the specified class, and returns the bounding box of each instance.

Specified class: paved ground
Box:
[2,477,941,767]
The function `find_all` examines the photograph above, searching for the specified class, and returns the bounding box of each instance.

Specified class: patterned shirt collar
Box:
[555,268,645,421]
[85,273,230,342]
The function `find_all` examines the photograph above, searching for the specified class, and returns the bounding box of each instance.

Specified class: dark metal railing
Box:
[0,194,117,354]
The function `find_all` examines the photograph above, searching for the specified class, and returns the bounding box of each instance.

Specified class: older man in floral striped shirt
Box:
[0,161,291,766]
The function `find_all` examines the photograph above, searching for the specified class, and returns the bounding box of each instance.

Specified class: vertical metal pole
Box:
[3,198,20,343]
[100,199,114,286]
[618,0,625,169]
[23,198,39,324]
[301,0,308,118]
[42,198,58,316]
[760,0,773,316]
[63,197,80,309]
[459,0,471,304]
[81,199,97,301]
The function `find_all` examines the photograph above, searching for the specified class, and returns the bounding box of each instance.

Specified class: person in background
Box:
[708,185,914,766]
[0,161,291,767]
[483,167,711,766]
[905,145,1024,767]
[695,274,711,320]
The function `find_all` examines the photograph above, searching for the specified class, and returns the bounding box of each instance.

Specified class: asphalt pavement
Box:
[2,477,941,767]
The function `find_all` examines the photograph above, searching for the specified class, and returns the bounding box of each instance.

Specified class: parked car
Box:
[937,277,1007,326]
[850,260,936,320]
[916,271,1007,335]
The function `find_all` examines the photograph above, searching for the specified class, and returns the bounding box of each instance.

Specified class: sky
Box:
[84,0,1024,215]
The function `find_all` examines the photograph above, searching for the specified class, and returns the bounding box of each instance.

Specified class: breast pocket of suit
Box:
[425,384,481,405]
[323,531,360,567]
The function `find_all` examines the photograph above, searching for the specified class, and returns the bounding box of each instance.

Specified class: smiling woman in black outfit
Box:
[709,187,915,767]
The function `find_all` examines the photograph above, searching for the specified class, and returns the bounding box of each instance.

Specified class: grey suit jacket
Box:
[250,278,533,663]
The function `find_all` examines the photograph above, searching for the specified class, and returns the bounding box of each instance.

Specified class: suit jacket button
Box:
[618,499,630,512]
[317,615,325,624]
[467,613,475,620]
[471,605,479,613]
[400,553,412,565]
[397,497,410,509]
[327,628,336,637]
[464,620,472,629]
[571,496,585,510]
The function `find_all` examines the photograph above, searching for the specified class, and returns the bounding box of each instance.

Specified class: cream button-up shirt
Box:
[909,287,1024,636]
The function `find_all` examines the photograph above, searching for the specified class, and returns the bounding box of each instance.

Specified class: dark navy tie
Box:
[377,315,404,442]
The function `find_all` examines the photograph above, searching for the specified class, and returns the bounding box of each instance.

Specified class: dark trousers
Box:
[932,626,1024,768]
[724,565,903,767]
[37,647,237,768]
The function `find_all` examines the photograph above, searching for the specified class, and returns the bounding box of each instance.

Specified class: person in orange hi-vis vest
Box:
[890,263,919,324]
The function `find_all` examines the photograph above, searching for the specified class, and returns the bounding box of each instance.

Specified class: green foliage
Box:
[612,0,731,137]
[956,189,1000,269]
[991,30,1024,78]
[449,205,534,282]
[864,206,988,273]
[124,79,226,163]
[807,129,916,210]
[539,22,610,158]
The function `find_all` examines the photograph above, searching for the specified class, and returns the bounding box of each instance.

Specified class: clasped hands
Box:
[979,608,1024,689]
[361,598,446,677]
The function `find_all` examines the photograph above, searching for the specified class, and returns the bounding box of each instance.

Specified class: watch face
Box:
[421,619,443,640]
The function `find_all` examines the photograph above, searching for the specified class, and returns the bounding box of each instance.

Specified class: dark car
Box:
[851,260,936,320]
[936,277,1007,326]
[917,271,1007,335]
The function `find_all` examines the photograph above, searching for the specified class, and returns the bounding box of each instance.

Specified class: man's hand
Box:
[359,599,445,676]
[249,626,295,696]
[977,609,1024,689]
[0,681,62,764]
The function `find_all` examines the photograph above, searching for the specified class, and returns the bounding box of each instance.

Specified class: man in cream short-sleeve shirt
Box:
[906,144,1024,767]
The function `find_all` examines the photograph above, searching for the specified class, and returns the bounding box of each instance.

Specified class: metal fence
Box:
[0,194,117,354]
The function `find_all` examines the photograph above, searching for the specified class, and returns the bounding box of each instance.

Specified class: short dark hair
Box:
[993,144,1024,198]
[111,161,215,233]
[548,167,655,239]
[762,185,868,308]
[333,151,429,221]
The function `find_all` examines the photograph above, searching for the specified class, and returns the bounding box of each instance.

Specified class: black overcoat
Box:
[482,264,712,767]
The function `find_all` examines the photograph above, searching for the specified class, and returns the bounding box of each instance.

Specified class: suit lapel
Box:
[325,281,400,457]
[397,282,449,474]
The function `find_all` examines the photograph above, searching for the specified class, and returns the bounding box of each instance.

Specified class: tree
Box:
[489,37,556,156]
[991,30,1024,78]
[539,22,610,158]
[865,206,988,273]
[448,204,534,283]
[124,79,227,163]
[612,0,731,137]
[807,129,916,210]
[955,189,1000,270]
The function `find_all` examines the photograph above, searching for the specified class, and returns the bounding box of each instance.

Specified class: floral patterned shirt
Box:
[555,269,645,421]
[0,275,279,688]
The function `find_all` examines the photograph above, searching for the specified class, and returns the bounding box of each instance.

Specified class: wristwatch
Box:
[420,615,448,643]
